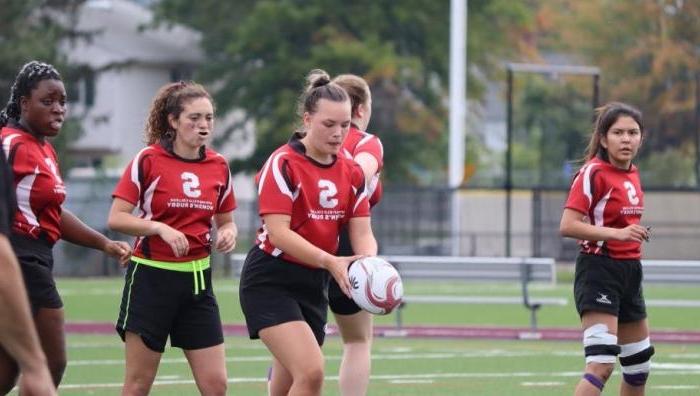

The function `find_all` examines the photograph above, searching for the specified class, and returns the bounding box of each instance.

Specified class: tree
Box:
[0,0,86,173]
[537,0,700,187]
[154,0,536,184]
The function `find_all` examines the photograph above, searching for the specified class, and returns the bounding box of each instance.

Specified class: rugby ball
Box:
[348,257,403,315]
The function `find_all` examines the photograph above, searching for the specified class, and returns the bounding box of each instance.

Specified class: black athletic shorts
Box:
[328,227,362,315]
[10,233,62,312]
[574,253,647,323]
[239,246,330,346]
[116,261,223,353]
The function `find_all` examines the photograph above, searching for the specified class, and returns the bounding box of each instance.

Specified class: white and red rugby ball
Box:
[348,256,403,315]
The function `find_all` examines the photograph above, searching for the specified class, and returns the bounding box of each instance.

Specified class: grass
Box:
[58,277,700,330]
[36,277,700,395]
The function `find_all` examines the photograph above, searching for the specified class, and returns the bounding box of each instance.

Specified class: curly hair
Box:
[0,61,62,128]
[144,81,213,145]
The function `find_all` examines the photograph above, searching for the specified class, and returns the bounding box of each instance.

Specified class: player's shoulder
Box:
[204,147,229,165]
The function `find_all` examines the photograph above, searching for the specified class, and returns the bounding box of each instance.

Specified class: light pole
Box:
[449,0,467,255]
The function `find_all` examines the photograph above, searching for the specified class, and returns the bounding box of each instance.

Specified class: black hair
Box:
[0,61,62,128]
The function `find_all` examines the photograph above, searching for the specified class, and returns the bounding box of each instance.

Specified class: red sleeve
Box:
[112,156,146,206]
[348,163,370,218]
[353,134,384,171]
[257,152,295,216]
[217,166,237,213]
[7,143,35,179]
[564,163,600,215]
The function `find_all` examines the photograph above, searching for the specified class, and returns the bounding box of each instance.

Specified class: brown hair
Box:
[584,102,644,162]
[332,74,370,117]
[297,69,348,119]
[145,81,213,145]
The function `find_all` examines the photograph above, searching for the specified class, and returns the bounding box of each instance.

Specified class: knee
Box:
[620,338,654,387]
[123,375,155,396]
[295,365,324,392]
[581,323,620,390]
[197,374,228,396]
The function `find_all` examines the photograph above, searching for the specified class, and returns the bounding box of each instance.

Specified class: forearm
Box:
[268,228,334,269]
[0,237,47,372]
[348,217,378,256]
[60,209,110,250]
[215,217,237,235]
[107,211,162,238]
[560,219,618,241]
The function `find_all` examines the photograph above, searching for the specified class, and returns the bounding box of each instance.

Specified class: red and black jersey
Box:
[1,126,66,243]
[113,144,236,262]
[340,126,384,207]
[255,133,370,266]
[565,157,644,259]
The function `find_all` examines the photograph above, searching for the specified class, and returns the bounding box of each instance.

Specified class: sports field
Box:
[36,277,700,395]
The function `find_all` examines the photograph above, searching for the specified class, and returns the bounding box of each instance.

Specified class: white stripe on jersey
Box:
[129,146,152,197]
[219,169,234,210]
[2,133,19,158]
[582,163,599,209]
[352,188,368,213]
[15,167,40,227]
[257,152,279,196]
[139,176,160,221]
[268,152,298,200]
[592,188,613,250]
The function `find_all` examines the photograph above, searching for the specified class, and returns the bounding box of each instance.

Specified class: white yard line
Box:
[58,370,700,390]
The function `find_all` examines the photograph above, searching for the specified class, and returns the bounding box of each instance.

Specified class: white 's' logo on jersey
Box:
[623,181,639,205]
[181,172,202,198]
[318,179,338,208]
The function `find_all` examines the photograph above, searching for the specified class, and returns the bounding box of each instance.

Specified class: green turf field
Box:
[37,277,700,395]
[58,277,700,330]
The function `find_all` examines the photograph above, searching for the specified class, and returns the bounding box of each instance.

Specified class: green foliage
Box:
[537,0,700,187]
[154,0,536,184]
[639,145,697,188]
[511,76,593,187]
[0,0,86,173]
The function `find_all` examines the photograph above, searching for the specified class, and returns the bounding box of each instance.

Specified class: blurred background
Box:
[2,0,699,274]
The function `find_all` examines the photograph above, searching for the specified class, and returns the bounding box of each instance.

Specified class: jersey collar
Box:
[288,132,337,168]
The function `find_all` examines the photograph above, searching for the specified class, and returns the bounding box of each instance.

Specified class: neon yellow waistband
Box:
[131,256,210,295]
[131,256,211,272]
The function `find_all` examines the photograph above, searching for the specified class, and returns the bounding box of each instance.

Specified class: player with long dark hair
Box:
[0,60,131,392]
[560,102,653,396]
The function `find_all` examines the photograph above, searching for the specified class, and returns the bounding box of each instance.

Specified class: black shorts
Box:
[239,247,329,346]
[10,234,62,312]
[574,253,647,323]
[329,227,362,315]
[116,261,223,353]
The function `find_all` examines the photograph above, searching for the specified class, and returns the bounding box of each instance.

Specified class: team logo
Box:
[623,181,639,205]
[318,179,338,208]
[595,293,612,305]
[181,172,202,198]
